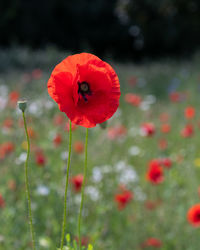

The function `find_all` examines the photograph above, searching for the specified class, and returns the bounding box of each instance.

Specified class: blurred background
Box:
[1,1,200,250]
[1,0,200,61]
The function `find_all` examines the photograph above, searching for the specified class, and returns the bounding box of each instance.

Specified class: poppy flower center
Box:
[78,81,92,102]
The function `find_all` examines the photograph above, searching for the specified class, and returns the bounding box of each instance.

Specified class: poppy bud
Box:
[18,100,27,112]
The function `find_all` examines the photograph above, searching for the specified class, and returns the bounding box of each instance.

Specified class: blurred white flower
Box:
[15,152,27,165]
[92,167,103,183]
[134,187,146,201]
[0,96,7,111]
[61,151,68,160]
[28,101,42,116]
[128,127,139,137]
[140,101,150,111]
[101,165,112,174]
[74,194,81,205]
[85,186,100,201]
[129,146,141,156]
[0,84,8,96]
[36,185,50,196]
[39,237,51,248]
[44,100,54,109]
[145,95,156,104]
[119,167,138,183]
[115,161,126,171]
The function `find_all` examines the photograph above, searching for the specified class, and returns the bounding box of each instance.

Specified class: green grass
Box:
[0,49,200,249]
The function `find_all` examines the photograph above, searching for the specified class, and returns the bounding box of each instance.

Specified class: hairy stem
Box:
[60,121,72,249]
[22,111,36,250]
[78,128,89,250]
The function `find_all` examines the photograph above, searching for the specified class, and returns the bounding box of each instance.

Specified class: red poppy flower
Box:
[73,141,84,154]
[184,106,195,119]
[158,138,168,151]
[141,123,155,137]
[169,92,181,103]
[114,188,133,210]
[107,125,127,140]
[53,114,65,126]
[27,127,36,139]
[3,118,13,130]
[9,91,19,105]
[71,174,84,192]
[146,163,164,185]
[0,142,15,159]
[35,151,46,166]
[124,93,141,106]
[0,194,5,208]
[74,236,89,247]
[187,204,200,227]
[8,179,16,191]
[161,158,172,169]
[181,124,194,137]
[160,123,171,133]
[149,159,162,168]
[141,237,162,248]
[53,133,62,146]
[48,53,120,128]
[144,200,162,210]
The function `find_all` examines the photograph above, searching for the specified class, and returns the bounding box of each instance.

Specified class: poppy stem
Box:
[22,111,36,250]
[60,121,72,249]
[77,127,89,250]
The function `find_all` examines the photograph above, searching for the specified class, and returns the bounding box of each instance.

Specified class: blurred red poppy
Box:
[71,174,84,192]
[3,118,13,130]
[107,125,127,140]
[160,123,171,133]
[115,188,133,210]
[124,93,141,106]
[158,138,168,150]
[53,133,62,146]
[0,194,5,208]
[181,124,194,137]
[169,92,180,103]
[146,162,164,184]
[187,204,200,227]
[48,53,120,128]
[161,158,172,169]
[0,142,15,160]
[73,141,84,154]
[74,236,89,247]
[35,151,46,166]
[141,237,162,248]
[184,106,195,119]
[141,123,155,137]
[53,114,65,126]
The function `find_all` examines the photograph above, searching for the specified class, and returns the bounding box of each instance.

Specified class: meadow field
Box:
[1,49,200,250]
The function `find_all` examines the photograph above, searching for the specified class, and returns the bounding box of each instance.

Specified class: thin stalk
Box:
[22,111,36,250]
[77,128,89,250]
[60,121,72,249]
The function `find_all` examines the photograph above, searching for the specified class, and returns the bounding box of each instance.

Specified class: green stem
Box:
[60,121,72,249]
[78,128,89,250]
[22,112,36,250]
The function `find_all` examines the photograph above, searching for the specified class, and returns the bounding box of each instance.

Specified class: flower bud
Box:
[18,100,27,112]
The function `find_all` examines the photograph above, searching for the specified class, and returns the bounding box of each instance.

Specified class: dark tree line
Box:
[1,0,200,60]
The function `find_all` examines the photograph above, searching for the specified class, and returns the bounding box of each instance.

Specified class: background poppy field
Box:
[1,49,200,249]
